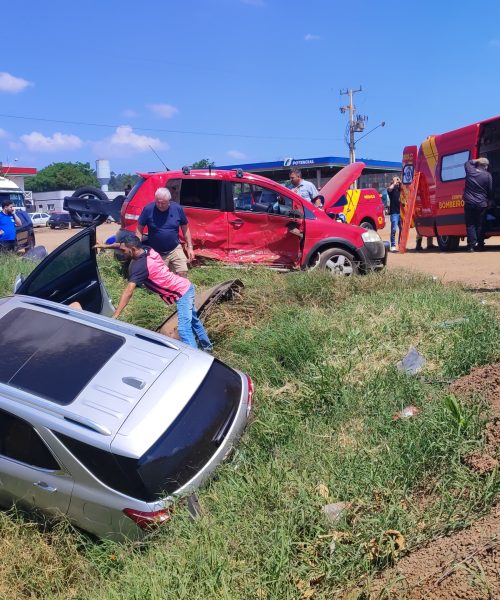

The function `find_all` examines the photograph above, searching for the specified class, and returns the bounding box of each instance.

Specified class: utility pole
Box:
[340,86,368,165]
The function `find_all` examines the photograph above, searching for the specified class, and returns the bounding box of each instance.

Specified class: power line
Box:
[0,113,343,143]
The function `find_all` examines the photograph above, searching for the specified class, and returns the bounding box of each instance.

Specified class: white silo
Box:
[96,159,111,192]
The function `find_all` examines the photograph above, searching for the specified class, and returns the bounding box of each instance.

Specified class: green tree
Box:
[108,172,140,191]
[191,158,215,169]
[24,162,99,192]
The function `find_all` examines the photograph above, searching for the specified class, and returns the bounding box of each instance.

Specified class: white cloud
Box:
[93,125,168,158]
[0,72,33,93]
[489,39,500,47]
[20,131,83,152]
[122,108,139,118]
[242,0,265,5]
[304,33,320,41]
[148,103,179,118]
[109,125,166,150]
[0,128,8,139]
[227,150,247,160]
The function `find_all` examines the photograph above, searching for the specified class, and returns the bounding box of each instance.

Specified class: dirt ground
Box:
[365,364,500,599]
[33,222,118,252]
[32,221,500,289]
[378,223,500,289]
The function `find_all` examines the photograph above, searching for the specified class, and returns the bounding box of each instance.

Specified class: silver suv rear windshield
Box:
[55,360,243,501]
[0,308,124,404]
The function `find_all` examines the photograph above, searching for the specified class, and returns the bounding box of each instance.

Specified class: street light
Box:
[355,121,386,145]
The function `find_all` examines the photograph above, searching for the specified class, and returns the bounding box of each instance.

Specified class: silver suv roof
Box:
[0,296,214,456]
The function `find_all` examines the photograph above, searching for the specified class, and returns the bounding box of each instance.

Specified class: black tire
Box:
[436,234,460,251]
[318,248,358,276]
[69,186,110,227]
[360,220,375,230]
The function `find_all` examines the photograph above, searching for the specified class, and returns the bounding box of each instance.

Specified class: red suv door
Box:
[174,177,229,261]
[227,181,304,267]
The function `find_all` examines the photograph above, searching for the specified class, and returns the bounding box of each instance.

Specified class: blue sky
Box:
[1,0,500,175]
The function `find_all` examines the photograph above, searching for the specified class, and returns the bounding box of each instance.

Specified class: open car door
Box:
[322,162,365,211]
[16,227,114,316]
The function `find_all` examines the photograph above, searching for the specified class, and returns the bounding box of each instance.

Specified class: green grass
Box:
[0,254,499,599]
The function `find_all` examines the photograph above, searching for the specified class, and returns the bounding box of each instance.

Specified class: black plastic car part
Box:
[157,279,243,338]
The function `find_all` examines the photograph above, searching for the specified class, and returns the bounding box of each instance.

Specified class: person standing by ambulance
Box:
[463,158,492,252]
[387,176,402,252]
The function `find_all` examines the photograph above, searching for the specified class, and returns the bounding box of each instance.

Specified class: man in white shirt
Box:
[289,168,320,202]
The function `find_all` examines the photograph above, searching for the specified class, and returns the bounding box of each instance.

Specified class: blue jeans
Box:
[390,213,401,247]
[175,284,213,350]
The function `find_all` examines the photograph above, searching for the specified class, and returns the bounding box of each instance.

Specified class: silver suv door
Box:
[16,226,114,316]
[0,410,74,515]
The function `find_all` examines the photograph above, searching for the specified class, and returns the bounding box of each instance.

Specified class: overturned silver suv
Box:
[0,228,253,539]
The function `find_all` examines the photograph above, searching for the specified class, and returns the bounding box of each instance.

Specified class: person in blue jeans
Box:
[96,235,212,351]
[387,177,402,251]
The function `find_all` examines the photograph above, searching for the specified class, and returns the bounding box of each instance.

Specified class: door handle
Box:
[33,481,57,493]
[229,219,244,226]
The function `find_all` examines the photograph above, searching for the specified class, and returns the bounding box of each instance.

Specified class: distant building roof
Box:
[217,155,401,172]
[0,165,37,176]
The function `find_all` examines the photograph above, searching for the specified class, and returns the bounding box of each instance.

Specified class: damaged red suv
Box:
[66,163,387,276]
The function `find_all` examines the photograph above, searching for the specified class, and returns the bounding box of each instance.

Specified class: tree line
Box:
[24,160,216,192]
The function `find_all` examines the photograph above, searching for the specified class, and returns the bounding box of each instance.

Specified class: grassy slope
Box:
[0,254,498,599]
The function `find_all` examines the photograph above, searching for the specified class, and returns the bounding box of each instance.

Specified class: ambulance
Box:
[402,117,500,250]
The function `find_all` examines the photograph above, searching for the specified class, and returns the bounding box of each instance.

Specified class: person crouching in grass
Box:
[95,234,212,351]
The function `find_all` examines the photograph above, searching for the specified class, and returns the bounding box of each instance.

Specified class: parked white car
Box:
[31,212,50,227]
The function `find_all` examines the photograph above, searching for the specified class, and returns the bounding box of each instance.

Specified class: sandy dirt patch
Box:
[380,223,500,288]
[365,506,499,599]
[32,223,118,252]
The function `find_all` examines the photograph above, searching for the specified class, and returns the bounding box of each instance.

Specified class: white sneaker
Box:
[390,245,397,252]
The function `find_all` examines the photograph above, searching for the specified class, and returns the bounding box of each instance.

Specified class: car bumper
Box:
[357,240,388,271]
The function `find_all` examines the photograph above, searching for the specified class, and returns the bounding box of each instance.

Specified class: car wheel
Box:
[436,234,460,251]
[68,186,110,227]
[318,248,358,276]
[360,220,375,230]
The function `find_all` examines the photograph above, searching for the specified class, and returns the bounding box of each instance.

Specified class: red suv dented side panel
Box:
[120,169,370,268]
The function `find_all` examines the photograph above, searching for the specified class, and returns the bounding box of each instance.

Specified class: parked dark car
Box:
[48,212,77,229]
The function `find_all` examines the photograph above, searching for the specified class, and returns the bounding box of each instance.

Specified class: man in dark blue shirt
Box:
[464,158,493,251]
[0,200,21,251]
[135,187,194,277]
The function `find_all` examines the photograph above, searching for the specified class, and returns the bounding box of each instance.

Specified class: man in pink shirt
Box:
[95,235,212,351]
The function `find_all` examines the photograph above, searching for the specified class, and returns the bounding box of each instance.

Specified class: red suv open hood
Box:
[321,162,365,211]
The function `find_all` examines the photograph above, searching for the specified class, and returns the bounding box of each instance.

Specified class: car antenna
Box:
[148,144,170,171]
